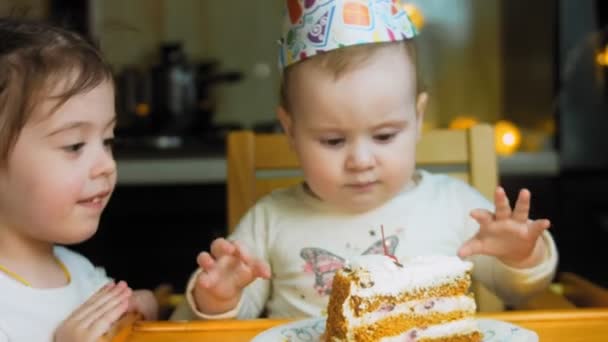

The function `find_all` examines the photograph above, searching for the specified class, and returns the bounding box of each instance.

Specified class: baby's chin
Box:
[309,184,393,213]
[330,197,389,214]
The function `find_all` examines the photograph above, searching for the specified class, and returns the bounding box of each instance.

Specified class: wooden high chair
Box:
[227,124,510,311]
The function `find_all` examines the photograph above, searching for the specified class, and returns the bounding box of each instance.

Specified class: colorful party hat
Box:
[279,0,418,69]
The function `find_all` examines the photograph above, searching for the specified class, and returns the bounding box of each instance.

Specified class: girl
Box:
[0,18,157,342]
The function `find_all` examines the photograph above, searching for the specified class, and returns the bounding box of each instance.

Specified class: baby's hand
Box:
[54,281,131,342]
[192,238,271,315]
[458,187,551,268]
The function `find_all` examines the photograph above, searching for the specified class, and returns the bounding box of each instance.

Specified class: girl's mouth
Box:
[78,191,110,209]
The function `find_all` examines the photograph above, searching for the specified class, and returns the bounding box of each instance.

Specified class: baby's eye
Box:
[374,132,397,143]
[321,138,345,147]
[63,143,85,153]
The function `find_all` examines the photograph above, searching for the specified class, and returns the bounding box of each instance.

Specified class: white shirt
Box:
[0,246,110,342]
[179,170,557,320]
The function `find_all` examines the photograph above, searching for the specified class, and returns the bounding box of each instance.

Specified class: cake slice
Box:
[325,254,481,341]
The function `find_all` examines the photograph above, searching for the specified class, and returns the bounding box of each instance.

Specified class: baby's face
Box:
[0,80,117,245]
[279,45,424,213]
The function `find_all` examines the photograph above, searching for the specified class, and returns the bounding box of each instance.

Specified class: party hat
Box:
[279,0,418,69]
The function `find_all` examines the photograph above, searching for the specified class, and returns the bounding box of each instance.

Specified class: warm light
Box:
[402,3,425,31]
[502,132,516,146]
[135,103,150,117]
[597,45,608,67]
[449,116,479,130]
[495,120,522,156]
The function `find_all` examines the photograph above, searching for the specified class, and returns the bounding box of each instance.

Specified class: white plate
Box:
[251,317,538,342]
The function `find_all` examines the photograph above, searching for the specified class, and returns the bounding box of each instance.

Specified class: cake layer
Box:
[346,295,476,326]
[346,255,473,297]
[372,318,482,342]
[349,311,475,341]
[348,279,472,317]
[409,318,480,341]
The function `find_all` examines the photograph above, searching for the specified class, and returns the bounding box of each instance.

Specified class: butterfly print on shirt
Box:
[300,235,399,295]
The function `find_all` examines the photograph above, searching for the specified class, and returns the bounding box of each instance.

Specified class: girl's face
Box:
[279,45,426,213]
[0,80,117,245]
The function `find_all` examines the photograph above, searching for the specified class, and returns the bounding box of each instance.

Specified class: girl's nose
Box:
[91,147,116,179]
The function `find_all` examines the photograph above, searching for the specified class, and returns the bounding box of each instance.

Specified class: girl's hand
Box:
[128,289,158,321]
[192,238,271,315]
[54,281,131,342]
[458,187,551,268]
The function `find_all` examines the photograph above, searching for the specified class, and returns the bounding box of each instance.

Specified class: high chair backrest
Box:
[227,124,497,231]
[226,124,503,311]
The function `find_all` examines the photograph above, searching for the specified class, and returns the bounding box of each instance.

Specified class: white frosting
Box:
[377,318,479,341]
[346,254,473,297]
[344,295,476,326]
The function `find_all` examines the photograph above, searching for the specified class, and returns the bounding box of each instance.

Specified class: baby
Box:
[177,0,557,320]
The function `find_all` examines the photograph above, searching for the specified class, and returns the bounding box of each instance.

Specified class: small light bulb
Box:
[495,120,522,156]
[502,132,515,146]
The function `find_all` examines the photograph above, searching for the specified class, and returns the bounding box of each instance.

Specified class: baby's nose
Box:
[346,144,375,170]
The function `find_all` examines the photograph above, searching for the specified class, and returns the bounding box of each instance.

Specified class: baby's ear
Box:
[277,106,294,139]
[415,92,428,140]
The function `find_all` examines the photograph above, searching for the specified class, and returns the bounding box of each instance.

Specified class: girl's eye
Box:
[103,137,115,150]
[374,132,397,143]
[63,143,85,153]
[321,138,345,147]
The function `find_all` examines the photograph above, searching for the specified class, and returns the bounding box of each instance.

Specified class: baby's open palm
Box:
[458,187,551,268]
[195,239,271,307]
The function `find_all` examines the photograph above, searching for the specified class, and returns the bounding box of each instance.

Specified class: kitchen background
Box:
[2,0,607,296]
